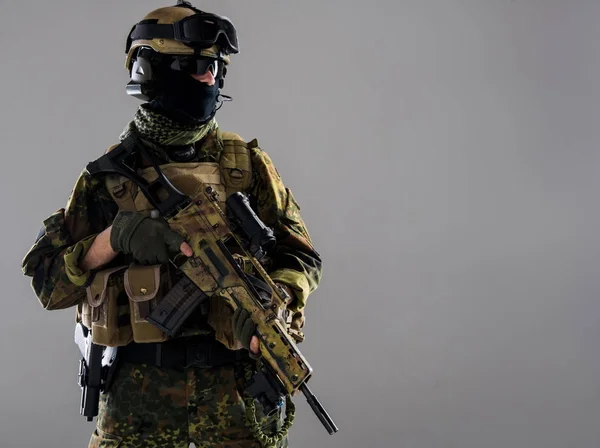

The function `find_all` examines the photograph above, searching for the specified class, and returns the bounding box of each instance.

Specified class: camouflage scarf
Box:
[120,104,217,146]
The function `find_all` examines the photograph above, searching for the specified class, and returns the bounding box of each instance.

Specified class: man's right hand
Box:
[109,211,193,264]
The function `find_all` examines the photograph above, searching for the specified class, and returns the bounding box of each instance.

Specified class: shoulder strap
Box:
[217,128,255,197]
[103,143,139,212]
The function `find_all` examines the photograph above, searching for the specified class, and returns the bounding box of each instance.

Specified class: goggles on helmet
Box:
[127,12,239,55]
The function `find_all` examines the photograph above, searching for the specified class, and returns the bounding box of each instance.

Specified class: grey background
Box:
[1,0,599,447]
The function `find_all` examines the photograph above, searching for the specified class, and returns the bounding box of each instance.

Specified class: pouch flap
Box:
[220,152,250,170]
[86,266,127,308]
[124,265,161,302]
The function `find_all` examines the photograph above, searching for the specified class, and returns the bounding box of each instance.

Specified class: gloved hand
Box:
[109,210,189,265]
[232,308,260,357]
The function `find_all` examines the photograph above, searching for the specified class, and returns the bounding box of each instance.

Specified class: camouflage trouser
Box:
[88,360,289,448]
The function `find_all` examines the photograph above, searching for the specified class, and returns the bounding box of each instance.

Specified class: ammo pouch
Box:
[124,264,170,344]
[82,264,171,346]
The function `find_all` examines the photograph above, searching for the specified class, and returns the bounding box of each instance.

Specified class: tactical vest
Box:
[80,129,257,349]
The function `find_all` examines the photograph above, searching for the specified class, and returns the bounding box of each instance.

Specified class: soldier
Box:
[21,2,322,447]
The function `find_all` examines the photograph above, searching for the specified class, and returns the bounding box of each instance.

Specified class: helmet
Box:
[124,1,239,105]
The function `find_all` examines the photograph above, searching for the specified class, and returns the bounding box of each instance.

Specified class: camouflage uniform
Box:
[22,126,322,447]
[89,361,288,448]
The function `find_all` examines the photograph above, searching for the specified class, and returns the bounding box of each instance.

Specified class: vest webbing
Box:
[104,130,256,211]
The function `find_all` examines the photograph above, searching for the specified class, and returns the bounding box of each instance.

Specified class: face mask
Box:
[154,68,220,123]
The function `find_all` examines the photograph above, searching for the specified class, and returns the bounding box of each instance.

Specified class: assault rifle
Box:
[85,135,338,434]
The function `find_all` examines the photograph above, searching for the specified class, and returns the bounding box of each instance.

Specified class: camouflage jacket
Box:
[21,127,321,337]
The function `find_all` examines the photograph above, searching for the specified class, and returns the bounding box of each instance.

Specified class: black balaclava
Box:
[151,66,221,125]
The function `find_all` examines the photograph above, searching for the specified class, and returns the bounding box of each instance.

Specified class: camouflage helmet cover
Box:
[125,5,233,71]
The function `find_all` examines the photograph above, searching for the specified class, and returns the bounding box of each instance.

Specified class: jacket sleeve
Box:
[21,169,118,310]
[248,147,322,336]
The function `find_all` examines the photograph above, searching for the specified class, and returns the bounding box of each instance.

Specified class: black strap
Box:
[85,134,191,218]
[118,336,250,369]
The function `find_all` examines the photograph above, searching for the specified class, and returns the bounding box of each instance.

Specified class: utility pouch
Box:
[84,266,132,347]
[124,264,170,343]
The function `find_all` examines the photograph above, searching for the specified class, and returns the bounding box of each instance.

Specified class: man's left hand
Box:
[232,283,294,357]
[232,308,260,356]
